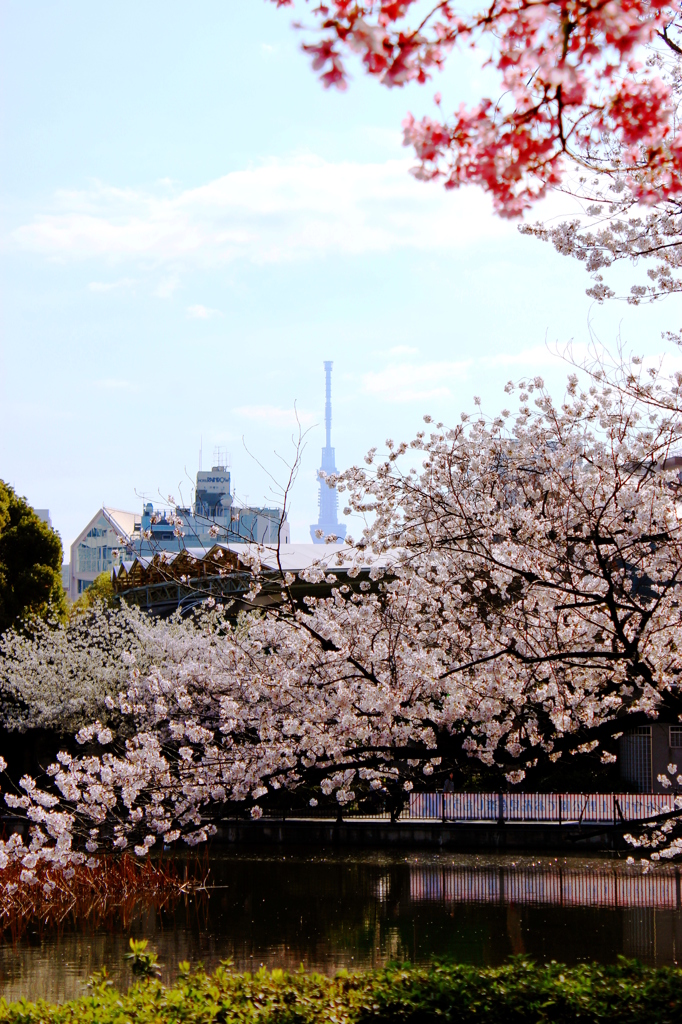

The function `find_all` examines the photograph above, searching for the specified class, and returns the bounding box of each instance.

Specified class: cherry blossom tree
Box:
[522,169,682,302]
[272,2,682,216]
[0,605,160,737]
[4,358,682,866]
[10,3,682,894]
[268,4,682,302]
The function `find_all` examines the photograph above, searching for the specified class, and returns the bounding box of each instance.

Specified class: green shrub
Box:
[70,570,116,614]
[0,958,680,1024]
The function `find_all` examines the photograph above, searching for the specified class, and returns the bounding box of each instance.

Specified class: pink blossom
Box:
[271,0,682,215]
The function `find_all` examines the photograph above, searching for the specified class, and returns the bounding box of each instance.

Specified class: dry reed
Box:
[0,852,207,943]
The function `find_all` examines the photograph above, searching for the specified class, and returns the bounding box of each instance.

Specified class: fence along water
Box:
[409,792,680,823]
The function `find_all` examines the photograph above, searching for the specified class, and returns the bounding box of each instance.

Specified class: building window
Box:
[619,727,652,793]
[78,543,98,573]
[78,518,120,574]
[670,727,682,749]
[78,579,92,594]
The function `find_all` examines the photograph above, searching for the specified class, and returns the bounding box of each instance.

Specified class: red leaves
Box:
[302,40,348,88]
[404,103,564,217]
[272,0,682,215]
[607,78,671,150]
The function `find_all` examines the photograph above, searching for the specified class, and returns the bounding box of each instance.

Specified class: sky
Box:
[2,0,682,555]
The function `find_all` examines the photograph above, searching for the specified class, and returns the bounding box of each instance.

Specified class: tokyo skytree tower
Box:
[310,361,346,544]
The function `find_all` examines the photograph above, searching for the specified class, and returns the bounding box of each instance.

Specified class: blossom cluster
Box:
[522,164,682,303]
[0,603,182,735]
[0,755,90,891]
[625,766,682,862]
[273,1,682,216]
[503,12,682,302]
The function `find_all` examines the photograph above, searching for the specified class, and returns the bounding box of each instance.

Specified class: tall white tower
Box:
[310,361,347,544]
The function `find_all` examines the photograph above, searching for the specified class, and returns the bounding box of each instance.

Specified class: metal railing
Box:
[409,792,680,824]
[246,792,680,826]
[261,808,401,822]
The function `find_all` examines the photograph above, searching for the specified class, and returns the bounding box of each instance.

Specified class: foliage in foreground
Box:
[1,958,681,1024]
[0,480,66,635]
[270,1,682,220]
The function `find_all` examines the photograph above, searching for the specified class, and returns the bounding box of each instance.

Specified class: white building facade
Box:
[69,508,140,601]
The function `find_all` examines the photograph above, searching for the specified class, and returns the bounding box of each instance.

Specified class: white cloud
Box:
[361,342,671,410]
[10,155,512,269]
[362,360,472,402]
[154,275,180,298]
[361,344,590,404]
[232,405,316,428]
[88,278,135,292]
[186,304,221,319]
[94,378,137,392]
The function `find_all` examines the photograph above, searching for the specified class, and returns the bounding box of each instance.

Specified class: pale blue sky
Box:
[1,0,680,551]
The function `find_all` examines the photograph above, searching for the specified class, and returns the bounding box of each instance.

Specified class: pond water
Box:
[1,849,681,1003]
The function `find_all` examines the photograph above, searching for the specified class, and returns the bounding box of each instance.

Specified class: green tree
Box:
[0,480,67,634]
[71,570,116,613]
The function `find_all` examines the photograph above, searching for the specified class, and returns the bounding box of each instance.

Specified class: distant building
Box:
[69,463,288,599]
[69,508,140,601]
[620,725,682,794]
[34,510,71,593]
[133,460,289,558]
[195,466,233,520]
[310,361,346,544]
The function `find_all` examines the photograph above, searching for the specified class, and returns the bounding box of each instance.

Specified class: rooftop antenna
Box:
[212,446,230,471]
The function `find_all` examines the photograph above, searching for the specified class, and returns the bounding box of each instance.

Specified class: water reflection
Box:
[409,862,682,908]
[0,850,680,1003]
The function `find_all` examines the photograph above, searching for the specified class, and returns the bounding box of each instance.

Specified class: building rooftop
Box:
[115,542,396,579]
[102,507,142,541]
